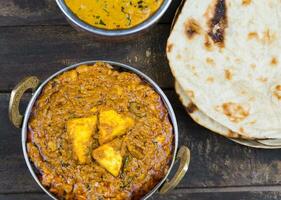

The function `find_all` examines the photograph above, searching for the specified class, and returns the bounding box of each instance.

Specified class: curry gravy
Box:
[65,0,164,29]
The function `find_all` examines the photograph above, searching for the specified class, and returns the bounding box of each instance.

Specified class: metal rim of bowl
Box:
[56,0,173,37]
[21,60,179,200]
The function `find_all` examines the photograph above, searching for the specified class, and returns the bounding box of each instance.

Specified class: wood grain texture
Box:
[1,190,281,200]
[0,194,50,200]
[1,92,281,193]
[0,25,173,92]
[0,0,181,26]
[152,190,281,200]
[0,0,65,26]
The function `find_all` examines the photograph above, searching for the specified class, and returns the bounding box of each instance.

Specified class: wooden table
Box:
[1,1,281,199]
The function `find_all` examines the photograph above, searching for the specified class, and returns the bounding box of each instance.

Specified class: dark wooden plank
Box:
[2,190,281,200]
[1,91,281,193]
[0,0,181,26]
[0,24,173,92]
[0,94,43,193]
[0,194,50,200]
[152,189,281,200]
[0,0,65,26]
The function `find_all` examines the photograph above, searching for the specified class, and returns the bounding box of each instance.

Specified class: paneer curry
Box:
[64,0,164,29]
[27,62,173,200]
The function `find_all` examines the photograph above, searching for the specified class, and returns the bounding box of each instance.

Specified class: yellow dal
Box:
[65,0,164,29]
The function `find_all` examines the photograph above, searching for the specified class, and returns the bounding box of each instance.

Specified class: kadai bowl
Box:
[9,61,190,200]
[56,0,172,37]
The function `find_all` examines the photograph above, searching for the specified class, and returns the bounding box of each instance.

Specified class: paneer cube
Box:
[155,135,167,145]
[90,106,98,113]
[99,110,134,144]
[92,140,123,177]
[67,116,97,164]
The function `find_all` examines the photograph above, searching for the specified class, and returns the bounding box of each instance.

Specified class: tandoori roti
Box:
[167,0,281,139]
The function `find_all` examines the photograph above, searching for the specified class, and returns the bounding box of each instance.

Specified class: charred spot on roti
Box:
[270,57,278,66]
[204,35,213,51]
[263,29,276,44]
[242,0,251,6]
[236,134,243,139]
[224,69,233,80]
[248,30,276,44]
[250,64,256,69]
[235,133,252,140]
[239,132,253,139]
[206,76,214,83]
[166,43,173,53]
[186,103,198,114]
[235,58,241,64]
[248,32,258,40]
[206,57,215,65]
[191,65,198,76]
[248,96,256,102]
[185,90,195,99]
[257,77,268,83]
[239,127,245,133]
[207,0,228,47]
[185,18,202,39]
[248,120,256,125]
[272,85,281,100]
[218,102,249,123]
[227,130,239,138]
[240,90,247,95]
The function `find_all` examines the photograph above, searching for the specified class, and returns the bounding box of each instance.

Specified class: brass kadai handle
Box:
[9,76,40,128]
[159,146,190,194]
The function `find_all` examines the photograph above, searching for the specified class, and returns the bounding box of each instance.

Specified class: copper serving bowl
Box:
[9,60,190,200]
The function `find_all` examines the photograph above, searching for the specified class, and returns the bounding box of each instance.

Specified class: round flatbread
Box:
[167,0,281,139]
[175,81,251,139]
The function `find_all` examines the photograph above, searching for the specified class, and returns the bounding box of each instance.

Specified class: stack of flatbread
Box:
[167,0,281,141]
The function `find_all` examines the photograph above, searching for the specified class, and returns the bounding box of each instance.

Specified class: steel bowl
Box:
[9,60,190,200]
[55,0,172,37]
